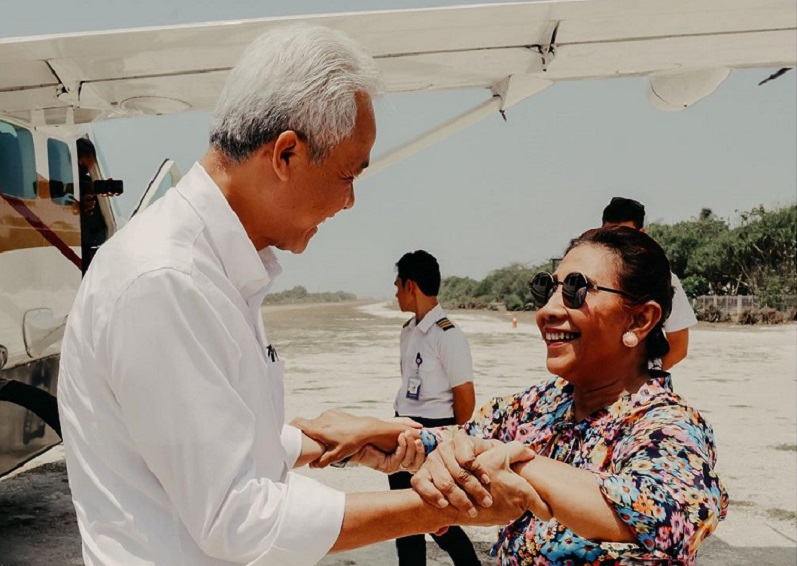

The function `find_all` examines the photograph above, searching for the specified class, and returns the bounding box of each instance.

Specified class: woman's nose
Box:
[538,285,567,319]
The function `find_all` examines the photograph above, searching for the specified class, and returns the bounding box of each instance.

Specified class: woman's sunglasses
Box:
[529,272,635,309]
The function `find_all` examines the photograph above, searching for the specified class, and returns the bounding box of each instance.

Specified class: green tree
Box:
[438,204,796,313]
[263,286,356,305]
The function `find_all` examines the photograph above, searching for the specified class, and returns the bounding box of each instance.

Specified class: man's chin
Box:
[280,227,317,254]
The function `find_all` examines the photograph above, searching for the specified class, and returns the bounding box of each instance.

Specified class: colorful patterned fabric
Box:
[419,373,728,565]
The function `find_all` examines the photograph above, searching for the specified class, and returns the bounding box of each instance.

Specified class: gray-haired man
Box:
[59,25,534,565]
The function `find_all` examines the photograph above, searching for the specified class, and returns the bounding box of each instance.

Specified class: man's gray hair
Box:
[209,25,382,163]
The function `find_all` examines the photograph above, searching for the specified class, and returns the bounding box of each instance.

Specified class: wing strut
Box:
[363,97,501,180]
[364,75,552,179]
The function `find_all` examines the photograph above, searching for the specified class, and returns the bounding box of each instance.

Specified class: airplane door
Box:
[131,159,182,218]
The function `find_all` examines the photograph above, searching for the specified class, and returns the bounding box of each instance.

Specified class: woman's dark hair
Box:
[566,226,674,362]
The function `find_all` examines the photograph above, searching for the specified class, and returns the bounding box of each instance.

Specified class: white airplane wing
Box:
[1,0,795,126]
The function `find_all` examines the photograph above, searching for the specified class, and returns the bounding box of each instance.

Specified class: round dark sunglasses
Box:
[529,272,635,309]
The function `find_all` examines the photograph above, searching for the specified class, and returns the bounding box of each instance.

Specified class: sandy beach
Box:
[1,301,795,565]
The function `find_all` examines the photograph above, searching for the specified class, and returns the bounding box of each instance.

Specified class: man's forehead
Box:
[343,136,373,172]
[328,94,375,168]
[353,93,377,148]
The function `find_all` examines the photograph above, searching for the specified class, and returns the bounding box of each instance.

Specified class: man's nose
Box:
[344,187,355,210]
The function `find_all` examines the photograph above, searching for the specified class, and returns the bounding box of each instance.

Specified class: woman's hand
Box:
[411,432,549,522]
[351,429,426,473]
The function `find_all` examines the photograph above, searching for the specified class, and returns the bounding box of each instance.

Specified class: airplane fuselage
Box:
[1,117,101,475]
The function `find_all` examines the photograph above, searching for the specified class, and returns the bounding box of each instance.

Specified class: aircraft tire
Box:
[0,378,62,438]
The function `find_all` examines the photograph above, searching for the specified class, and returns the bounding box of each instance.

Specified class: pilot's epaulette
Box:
[436,317,455,331]
[403,317,413,328]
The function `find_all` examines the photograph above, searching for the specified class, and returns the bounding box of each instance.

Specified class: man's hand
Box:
[410,431,500,516]
[292,410,420,468]
[459,453,548,526]
[351,430,426,474]
[475,442,551,522]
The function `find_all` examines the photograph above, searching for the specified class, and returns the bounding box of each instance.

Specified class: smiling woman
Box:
[330,225,729,565]
[532,227,674,391]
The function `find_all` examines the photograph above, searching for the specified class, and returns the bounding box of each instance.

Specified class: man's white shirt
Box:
[58,163,344,566]
[665,273,698,333]
[394,304,473,419]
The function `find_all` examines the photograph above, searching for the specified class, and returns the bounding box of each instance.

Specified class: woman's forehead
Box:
[556,244,618,280]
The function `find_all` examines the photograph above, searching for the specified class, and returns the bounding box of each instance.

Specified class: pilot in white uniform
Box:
[390,250,480,566]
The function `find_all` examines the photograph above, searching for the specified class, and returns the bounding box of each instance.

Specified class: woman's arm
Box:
[413,405,727,561]
[512,457,634,541]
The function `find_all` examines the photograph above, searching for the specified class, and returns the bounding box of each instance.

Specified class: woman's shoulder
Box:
[626,374,719,449]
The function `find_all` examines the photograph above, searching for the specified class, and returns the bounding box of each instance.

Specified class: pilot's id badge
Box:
[406,376,422,400]
[406,352,423,400]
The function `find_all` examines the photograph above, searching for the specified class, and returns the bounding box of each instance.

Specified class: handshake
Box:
[292,409,552,524]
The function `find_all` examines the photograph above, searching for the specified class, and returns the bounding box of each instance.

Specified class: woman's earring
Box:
[622,331,639,348]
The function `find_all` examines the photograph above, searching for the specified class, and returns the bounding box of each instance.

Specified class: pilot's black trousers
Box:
[388,415,481,566]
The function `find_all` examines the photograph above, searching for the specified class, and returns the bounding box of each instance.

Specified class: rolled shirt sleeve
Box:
[251,473,345,566]
[281,424,304,470]
[593,405,728,561]
[103,269,344,563]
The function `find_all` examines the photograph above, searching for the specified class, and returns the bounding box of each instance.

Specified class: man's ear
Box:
[271,131,303,181]
[628,300,662,340]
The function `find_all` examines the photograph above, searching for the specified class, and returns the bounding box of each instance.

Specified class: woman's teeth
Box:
[545,331,579,342]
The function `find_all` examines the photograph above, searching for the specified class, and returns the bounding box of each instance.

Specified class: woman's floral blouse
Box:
[419,373,728,565]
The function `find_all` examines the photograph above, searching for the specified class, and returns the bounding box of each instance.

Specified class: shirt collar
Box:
[176,162,282,300]
[416,304,445,334]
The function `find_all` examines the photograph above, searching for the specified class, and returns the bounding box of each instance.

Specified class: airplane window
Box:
[47,138,75,205]
[0,120,37,199]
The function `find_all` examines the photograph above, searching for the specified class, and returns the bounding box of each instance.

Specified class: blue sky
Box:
[2,1,795,297]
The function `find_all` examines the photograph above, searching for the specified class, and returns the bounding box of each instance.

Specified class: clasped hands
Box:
[291,409,425,470]
[411,431,552,525]
[293,410,551,526]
